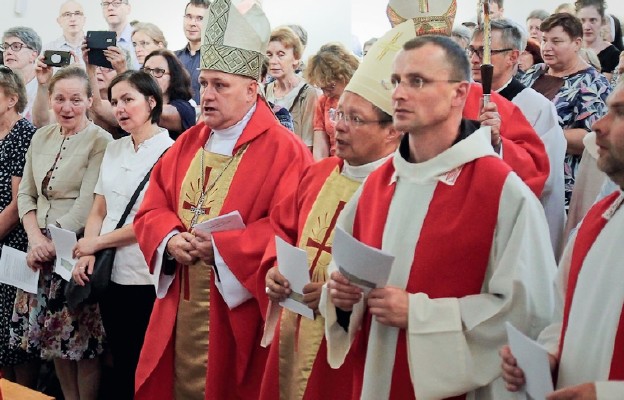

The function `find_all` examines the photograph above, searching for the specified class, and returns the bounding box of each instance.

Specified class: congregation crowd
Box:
[0,0,623,399]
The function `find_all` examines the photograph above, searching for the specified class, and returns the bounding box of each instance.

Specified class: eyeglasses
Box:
[319,82,336,92]
[381,76,461,90]
[142,67,168,78]
[466,46,513,59]
[133,40,155,49]
[60,11,84,18]
[101,1,127,8]
[330,110,391,127]
[0,42,32,52]
[183,14,204,23]
[53,97,86,107]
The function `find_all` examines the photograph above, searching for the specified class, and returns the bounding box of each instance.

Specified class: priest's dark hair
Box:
[402,36,470,82]
[108,70,163,124]
[184,0,210,13]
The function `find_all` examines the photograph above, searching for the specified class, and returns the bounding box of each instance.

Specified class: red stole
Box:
[350,155,510,399]
[464,83,549,198]
[558,191,624,380]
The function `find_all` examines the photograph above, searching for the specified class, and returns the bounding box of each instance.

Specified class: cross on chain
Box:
[306,201,347,270]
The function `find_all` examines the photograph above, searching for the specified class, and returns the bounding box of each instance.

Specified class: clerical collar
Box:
[205,102,257,155]
[342,154,392,182]
[398,119,480,162]
[497,77,526,102]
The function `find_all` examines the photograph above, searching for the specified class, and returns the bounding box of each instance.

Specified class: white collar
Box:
[205,102,257,155]
[342,154,393,182]
[390,127,497,185]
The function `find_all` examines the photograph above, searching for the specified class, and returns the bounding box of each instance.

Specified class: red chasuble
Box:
[133,98,313,400]
[558,191,624,380]
[349,156,511,399]
[259,157,358,400]
[464,83,549,198]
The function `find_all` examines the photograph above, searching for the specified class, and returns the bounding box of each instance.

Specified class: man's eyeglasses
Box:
[466,46,513,59]
[381,76,461,90]
[60,11,84,18]
[0,42,32,52]
[183,14,204,23]
[101,1,127,8]
[330,110,391,127]
[142,67,168,78]
[133,40,155,49]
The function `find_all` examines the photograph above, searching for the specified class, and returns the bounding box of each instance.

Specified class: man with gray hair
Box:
[1,26,41,122]
[100,0,139,69]
[470,18,567,257]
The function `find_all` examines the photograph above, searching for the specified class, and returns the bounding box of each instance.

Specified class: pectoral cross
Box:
[306,201,347,270]
[419,0,429,13]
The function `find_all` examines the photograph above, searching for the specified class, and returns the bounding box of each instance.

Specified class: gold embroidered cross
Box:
[376,31,404,61]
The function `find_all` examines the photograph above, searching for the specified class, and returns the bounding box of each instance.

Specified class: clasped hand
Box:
[166,230,215,266]
[265,266,323,311]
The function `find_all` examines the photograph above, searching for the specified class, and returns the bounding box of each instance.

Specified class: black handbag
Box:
[65,149,167,310]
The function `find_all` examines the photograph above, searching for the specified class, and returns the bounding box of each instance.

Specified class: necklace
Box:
[189,139,247,227]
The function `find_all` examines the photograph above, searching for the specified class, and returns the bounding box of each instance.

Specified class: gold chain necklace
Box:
[189,141,247,228]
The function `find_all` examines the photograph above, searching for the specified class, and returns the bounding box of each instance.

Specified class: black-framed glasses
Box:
[381,76,461,90]
[330,110,391,127]
[0,42,32,52]
[142,67,168,78]
[60,11,84,18]
[466,46,513,59]
[101,0,127,8]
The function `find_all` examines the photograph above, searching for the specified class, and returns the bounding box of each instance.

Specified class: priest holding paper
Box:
[321,33,557,400]
[501,81,624,400]
[260,46,402,399]
[132,1,312,399]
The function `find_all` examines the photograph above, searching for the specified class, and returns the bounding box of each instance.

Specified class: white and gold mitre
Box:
[200,0,270,80]
[386,0,457,36]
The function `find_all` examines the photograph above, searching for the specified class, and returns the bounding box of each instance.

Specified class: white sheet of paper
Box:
[47,225,77,282]
[332,227,395,294]
[193,210,246,233]
[193,211,251,309]
[275,236,314,320]
[0,246,39,294]
[505,322,554,400]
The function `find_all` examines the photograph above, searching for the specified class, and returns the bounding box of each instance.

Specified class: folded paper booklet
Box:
[47,225,77,282]
[0,246,39,294]
[275,236,314,320]
[332,227,395,294]
[505,322,554,400]
[193,210,246,233]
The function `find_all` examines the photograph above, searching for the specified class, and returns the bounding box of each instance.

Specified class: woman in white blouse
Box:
[71,70,173,400]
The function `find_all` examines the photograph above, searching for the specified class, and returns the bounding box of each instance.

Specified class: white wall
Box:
[2,0,624,59]
[0,0,351,61]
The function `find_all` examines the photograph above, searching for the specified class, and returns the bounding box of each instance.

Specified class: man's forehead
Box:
[187,3,207,15]
[60,1,83,12]
[338,91,374,112]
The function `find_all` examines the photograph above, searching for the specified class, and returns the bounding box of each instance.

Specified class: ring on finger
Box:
[265,286,270,294]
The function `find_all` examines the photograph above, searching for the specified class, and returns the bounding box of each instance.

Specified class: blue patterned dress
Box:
[521,64,611,209]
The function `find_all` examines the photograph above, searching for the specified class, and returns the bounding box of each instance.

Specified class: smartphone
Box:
[86,31,117,69]
[43,50,71,67]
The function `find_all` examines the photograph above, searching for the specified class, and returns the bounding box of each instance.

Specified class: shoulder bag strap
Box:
[288,83,309,113]
[114,147,169,229]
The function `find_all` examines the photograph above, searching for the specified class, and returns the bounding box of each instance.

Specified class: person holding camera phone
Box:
[100,0,140,70]
[40,1,86,67]
[71,70,173,400]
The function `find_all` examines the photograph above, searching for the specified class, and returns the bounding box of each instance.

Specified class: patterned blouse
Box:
[520,63,611,208]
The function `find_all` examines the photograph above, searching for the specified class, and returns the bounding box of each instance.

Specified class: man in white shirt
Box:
[41,0,86,66]
[100,0,139,69]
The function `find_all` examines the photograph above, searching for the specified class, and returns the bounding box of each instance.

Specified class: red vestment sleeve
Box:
[464,83,549,197]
